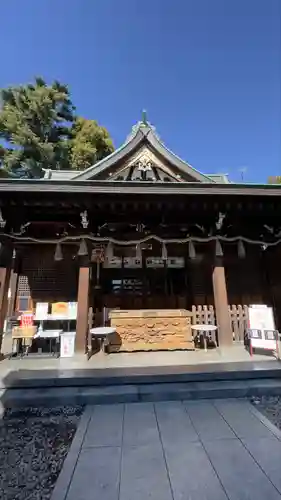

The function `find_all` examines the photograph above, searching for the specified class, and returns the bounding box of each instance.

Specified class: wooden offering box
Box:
[109,309,194,352]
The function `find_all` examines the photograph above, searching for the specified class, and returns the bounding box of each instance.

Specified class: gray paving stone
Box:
[204,438,281,500]
[51,406,93,500]
[155,401,199,447]
[66,446,121,500]
[184,400,236,441]
[123,402,160,447]
[51,449,81,500]
[242,437,281,494]
[83,404,124,448]
[162,440,228,500]
[69,406,94,451]
[214,400,275,438]
[120,442,172,500]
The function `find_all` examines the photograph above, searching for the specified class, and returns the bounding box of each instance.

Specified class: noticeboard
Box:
[248,305,277,350]
[35,302,49,321]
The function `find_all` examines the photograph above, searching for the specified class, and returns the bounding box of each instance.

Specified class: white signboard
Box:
[68,302,77,320]
[60,332,76,358]
[35,302,49,321]
[248,305,276,350]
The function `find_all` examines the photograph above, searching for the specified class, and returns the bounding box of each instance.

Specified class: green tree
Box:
[0,78,114,178]
[70,117,114,171]
[268,176,281,184]
[0,77,75,177]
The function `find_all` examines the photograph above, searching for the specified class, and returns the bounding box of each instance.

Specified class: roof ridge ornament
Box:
[126,111,160,142]
[141,109,148,125]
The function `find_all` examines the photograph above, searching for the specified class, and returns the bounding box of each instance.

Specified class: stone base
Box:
[109,309,194,352]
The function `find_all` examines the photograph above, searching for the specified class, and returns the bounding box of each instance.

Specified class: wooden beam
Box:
[212,257,233,346]
[75,266,90,353]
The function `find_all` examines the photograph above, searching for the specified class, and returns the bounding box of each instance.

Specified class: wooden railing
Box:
[191,304,249,342]
[191,305,216,326]
[228,304,249,342]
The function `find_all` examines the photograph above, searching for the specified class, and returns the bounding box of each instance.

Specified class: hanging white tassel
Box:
[215,239,223,257]
[238,240,246,259]
[105,241,114,261]
[161,242,168,260]
[54,243,63,261]
[136,243,142,260]
[77,238,88,257]
[188,240,196,260]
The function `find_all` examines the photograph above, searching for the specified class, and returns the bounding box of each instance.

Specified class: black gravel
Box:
[251,395,281,431]
[0,405,83,500]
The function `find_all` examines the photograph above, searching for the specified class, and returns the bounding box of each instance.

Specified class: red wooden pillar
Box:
[212,257,233,346]
[75,266,91,353]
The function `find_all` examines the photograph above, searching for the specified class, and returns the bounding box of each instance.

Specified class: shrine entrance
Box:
[90,245,193,328]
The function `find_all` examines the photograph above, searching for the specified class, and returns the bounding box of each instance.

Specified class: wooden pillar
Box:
[0,246,13,354]
[212,257,232,346]
[7,270,18,317]
[7,251,20,318]
[0,267,11,329]
[75,266,90,353]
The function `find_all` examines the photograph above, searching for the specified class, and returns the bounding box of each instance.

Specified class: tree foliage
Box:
[0,77,114,178]
[70,117,114,171]
[268,176,281,184]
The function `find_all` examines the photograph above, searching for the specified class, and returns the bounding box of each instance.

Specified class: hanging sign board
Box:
[35,302,49,321]
[146,257,165,268]
[123,257,142,268]
[248,305,277,351]
[167,257,185,268]
[105,257,122,268]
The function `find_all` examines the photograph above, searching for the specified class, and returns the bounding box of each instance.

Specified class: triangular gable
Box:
[72,120,215,183]
[109,147,182,182]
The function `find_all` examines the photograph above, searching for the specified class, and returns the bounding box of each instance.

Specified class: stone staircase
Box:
[1,361,281,409]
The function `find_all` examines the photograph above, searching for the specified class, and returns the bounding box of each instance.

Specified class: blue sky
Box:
[1,0,280,182]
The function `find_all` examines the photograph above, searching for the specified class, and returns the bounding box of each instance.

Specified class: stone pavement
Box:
[51,399,281,500]
[0,342,278,378]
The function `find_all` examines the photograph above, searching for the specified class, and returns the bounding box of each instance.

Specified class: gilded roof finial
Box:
[141,109,148,125]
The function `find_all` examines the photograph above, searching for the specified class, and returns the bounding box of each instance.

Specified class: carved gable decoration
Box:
[107,147,183,183]
[72,119,214,183]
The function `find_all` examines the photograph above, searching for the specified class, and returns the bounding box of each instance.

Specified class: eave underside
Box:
[0,179,281,197]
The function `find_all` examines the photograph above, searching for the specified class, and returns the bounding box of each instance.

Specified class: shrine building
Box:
[0,116,281,355]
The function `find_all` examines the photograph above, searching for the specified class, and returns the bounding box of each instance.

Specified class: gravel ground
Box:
[0,405,83,500]
[251,396,281,431]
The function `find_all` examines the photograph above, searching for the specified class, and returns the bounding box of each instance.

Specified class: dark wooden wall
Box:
[16,245,78,311]
[225,247,265,306]
[13,243,281,333]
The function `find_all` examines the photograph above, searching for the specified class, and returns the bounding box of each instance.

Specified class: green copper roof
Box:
[72,118,216,183]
